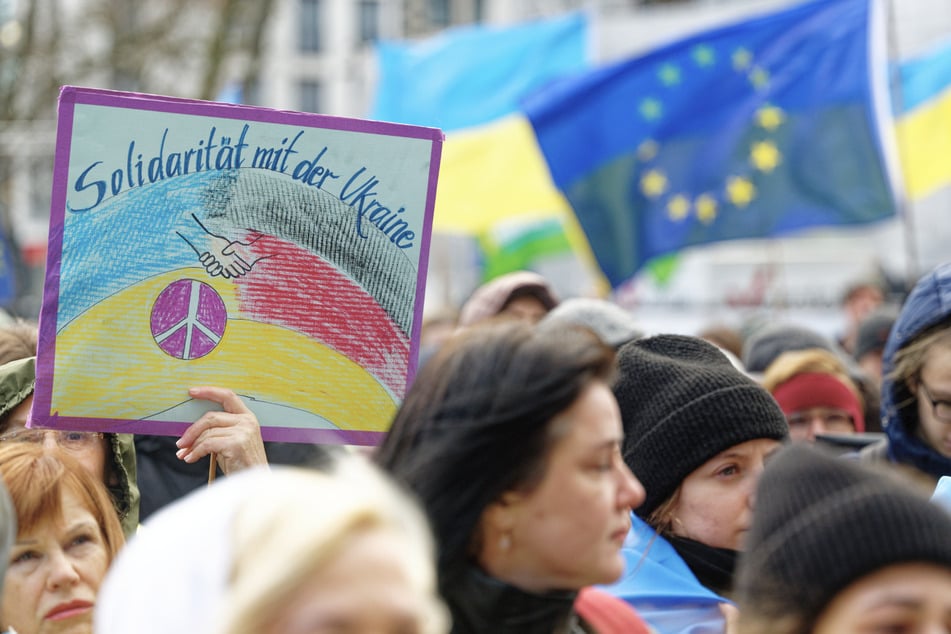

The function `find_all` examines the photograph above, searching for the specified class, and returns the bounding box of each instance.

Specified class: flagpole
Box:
[885,0,920,286]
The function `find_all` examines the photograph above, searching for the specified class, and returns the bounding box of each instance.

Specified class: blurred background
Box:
[0,0,948,342]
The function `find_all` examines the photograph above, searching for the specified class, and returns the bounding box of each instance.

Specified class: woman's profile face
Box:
[813,563,951,633]
[913,342,951,458]
[667,437,780,551]
[264,528,437,634]
[482,381,645,593]
[2,488,110,634]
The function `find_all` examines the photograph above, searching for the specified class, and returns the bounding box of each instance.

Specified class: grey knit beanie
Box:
[614,334,789,517]
[541,298,644,348]
[736,444,951,627]
[742,323,837,374]
[853,306,898,361]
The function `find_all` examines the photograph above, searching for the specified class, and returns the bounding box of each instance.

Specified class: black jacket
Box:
[135,434,334,521]
[443,566,592,634]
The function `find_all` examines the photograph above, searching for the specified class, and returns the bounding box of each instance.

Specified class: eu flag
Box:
[525,0,900,289]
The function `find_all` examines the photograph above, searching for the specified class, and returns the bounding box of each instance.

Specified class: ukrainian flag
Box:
[895,38,951,200]
[370,13,602,285]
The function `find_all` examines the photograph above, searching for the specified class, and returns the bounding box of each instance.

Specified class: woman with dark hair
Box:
[377,320,649,634]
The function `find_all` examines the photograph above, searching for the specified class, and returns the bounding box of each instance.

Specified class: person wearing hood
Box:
[0,357,139,538]
[604,334,789,634]
[861,262,951,489]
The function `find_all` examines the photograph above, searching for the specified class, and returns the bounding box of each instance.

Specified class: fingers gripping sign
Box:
[176,386,268,476]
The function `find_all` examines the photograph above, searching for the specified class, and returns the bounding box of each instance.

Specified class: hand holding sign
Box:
[176,386,268,474]
[177,213,274,279]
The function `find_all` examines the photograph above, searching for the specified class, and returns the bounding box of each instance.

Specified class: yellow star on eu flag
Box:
[751,140,782,172]
[755,105,785,130]
[658,63,681,86]
[695,194,718,224]
[726,176,757,208]
[667,195,690,221]
[749,66,770,90]
[637,139,659,161]
[639,98,663,121]
[732,48,752,71]
[640,169,668,198]
[691,45,715,67]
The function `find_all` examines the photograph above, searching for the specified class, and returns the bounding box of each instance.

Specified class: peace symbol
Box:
[150,279,227,360]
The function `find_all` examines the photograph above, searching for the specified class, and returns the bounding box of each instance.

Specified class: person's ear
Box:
[479,491,525,561]
[906,376,919,396]
[483,490,523,531]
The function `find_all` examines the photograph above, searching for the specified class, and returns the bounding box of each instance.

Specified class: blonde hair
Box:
[646,486,682,539]
[890,324,951,386]
[221,457,447,634]
[0,320,37,366]
[762,348,861,404]
[736,610,808,634]
[0,442,124,562]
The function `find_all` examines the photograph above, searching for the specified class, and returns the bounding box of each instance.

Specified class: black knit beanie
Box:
[735,444,951,627]
[614,334,789,517]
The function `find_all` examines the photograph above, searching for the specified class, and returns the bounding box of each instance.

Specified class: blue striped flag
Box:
[371,13,589,132]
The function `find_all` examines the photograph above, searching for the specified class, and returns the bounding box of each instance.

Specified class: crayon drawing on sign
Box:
[34,87,443,445]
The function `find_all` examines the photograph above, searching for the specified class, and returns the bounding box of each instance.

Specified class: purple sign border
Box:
[33,86,443,446]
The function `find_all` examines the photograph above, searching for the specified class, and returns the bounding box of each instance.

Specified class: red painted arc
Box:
[235,233,410,396]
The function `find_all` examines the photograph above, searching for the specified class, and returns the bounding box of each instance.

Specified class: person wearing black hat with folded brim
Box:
[735,443,951,633]
[602,334,789,634]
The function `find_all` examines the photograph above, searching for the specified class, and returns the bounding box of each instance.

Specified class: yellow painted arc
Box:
[51,268,396,431]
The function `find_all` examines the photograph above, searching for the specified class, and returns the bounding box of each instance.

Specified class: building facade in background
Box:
[0,0,949,337]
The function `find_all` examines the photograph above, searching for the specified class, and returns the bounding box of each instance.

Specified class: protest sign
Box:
[33,87,442,444]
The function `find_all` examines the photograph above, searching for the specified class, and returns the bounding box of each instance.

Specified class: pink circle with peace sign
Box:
[150,279,227,360]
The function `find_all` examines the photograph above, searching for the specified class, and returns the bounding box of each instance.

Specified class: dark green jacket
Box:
[0,357,140,536]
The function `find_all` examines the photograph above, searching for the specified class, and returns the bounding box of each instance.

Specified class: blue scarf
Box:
[886,414,951,480]
[600,514,730,634]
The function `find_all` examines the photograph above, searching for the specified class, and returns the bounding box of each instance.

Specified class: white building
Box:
[2,0,950,334]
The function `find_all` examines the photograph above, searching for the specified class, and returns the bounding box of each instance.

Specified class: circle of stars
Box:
[633,44,786,225]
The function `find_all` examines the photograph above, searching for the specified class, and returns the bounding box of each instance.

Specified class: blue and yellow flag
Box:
[525,0,900,289]
[371,13,604,286]
[371,13,588,132]
[895,37,951,200]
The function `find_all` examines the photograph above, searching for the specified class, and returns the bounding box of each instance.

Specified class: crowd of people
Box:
[0,261,947,634]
